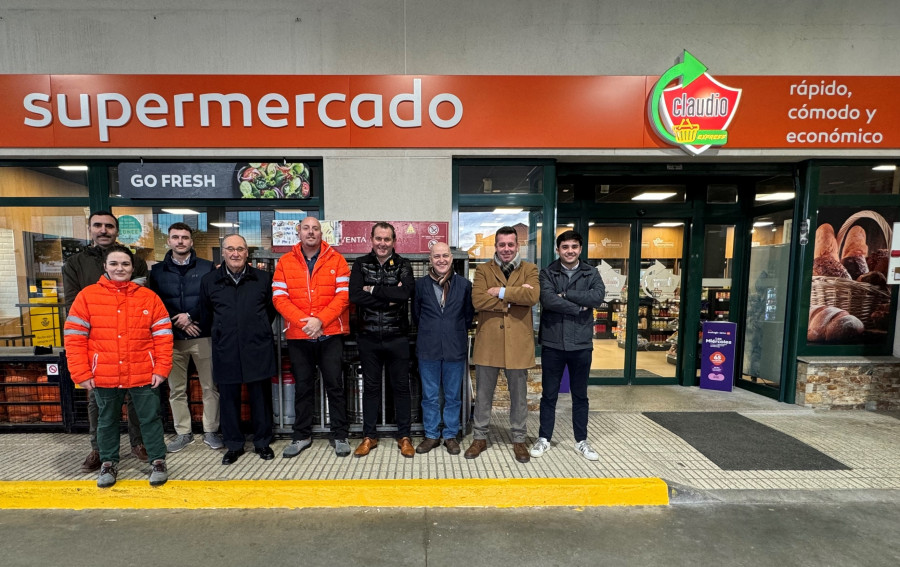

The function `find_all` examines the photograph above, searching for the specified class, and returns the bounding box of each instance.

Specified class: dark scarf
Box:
[429,267,453,308]
[494,252,522,280]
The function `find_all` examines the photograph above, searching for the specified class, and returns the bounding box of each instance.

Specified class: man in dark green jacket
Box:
[62,211,149,472]
[532,230,605,462]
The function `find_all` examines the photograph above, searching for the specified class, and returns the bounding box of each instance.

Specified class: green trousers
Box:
[94,385,166,464]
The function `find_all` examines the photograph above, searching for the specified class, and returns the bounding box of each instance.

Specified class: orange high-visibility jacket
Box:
[65,276,173,388]
[272,240,350,339]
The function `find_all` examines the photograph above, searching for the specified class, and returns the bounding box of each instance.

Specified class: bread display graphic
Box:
[807,305,864,343]
[840,225,869,279]
[809,210,893,345]
[813,223,839,261]
[865,248,889,276]
[813,255,850,278]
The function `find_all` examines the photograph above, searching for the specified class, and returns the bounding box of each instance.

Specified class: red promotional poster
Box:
[272,220,448,255]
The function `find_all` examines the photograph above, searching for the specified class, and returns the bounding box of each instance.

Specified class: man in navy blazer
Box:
[412,243,474,455]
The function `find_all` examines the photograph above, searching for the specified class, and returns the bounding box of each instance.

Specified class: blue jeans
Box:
[419,359,466,440]
[539,346,592,442]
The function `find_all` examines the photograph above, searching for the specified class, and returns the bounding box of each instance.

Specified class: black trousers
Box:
[287,336,348,440]
[218,379,273,451]
[357,333,411,438]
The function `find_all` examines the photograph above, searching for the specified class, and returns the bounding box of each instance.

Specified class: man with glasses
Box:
[149,222,221,454]
[199,234,277,465]
[63,210,149,472]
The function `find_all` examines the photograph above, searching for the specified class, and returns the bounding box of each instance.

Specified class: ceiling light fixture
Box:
[632,192,676,201]
[161,208,201,215]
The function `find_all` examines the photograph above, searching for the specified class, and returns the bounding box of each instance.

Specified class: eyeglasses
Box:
[224,247,247,253]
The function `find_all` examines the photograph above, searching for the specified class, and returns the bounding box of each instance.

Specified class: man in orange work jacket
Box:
[273,217,352,458]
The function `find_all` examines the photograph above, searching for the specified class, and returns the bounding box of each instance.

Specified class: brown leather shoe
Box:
[131,444,148,462]
[415,437,441,454]
[354,437,378,457]
[444,438,461,455]
[464,439,487,459]
[81,449,101,472]
[398,437,415,458]
[513,442,530,464]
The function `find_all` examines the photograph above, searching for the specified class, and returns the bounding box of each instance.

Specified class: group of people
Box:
[64,212,605,489]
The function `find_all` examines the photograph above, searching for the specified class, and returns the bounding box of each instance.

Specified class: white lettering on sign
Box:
[130,174,216,188]
[785,79,883,146]
[21,78,466,143]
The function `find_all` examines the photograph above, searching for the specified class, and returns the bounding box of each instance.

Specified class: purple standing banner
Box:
[699,321,738,392]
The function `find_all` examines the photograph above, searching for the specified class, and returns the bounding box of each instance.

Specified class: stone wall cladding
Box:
[469,364,542,411]
[796,357,900,410]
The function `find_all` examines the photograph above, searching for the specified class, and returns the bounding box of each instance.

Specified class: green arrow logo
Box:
[650,51,727,147]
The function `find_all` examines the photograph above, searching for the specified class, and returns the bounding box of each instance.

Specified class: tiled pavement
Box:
[2,387,899,495]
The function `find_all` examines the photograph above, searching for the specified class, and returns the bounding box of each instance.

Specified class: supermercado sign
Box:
[2,73,899,149]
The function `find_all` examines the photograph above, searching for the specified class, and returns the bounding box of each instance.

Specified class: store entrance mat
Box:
[643,412,851,471]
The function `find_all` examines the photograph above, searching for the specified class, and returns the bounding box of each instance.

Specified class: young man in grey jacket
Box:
[532,230,605,461]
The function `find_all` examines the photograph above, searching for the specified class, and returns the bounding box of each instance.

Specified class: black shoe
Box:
[254,446,275,460]
[221,448,244,465]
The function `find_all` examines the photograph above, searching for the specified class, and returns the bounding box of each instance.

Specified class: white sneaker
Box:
[575,440,599,461]
[530,437,550,458]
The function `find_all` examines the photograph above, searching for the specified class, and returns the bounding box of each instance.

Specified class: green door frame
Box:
[556,162,797,394]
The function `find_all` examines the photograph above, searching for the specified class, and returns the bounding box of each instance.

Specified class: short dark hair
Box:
[495,226,517,240]
[89,210,118,230]
[371,222,396,240]
[556,230,583,248]
[168,222,193,235]
[102,243,134,264]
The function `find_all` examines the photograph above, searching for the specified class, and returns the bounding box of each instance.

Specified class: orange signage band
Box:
[0,74,898,150]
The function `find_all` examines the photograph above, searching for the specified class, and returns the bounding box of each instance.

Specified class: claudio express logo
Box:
[649,51,741,155]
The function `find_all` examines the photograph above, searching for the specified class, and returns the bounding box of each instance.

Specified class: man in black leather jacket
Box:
[348,222,417,458]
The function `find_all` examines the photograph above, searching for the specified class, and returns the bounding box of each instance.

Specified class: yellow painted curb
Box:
[0,478,668,509]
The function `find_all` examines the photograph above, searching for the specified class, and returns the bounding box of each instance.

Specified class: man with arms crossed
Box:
[464,226,540,464]
[531,230,605,461]
[63,210,148,471]
[273,217,352,458]
[349,222,416,458]
[149,222,222,453]
[412,242,473,455]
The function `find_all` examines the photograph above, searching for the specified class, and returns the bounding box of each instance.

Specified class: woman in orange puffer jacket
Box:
[65,244,173,488]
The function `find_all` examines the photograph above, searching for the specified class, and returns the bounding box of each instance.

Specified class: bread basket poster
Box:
[809,207,896,345]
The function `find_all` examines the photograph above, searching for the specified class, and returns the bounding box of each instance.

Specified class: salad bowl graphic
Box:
[236,162,311,199]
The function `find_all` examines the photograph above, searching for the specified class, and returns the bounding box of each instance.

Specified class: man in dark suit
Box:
[199,234,277,465]
[412,243,474,455]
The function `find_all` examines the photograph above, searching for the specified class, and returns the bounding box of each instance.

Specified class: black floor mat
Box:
[643,411,850,471]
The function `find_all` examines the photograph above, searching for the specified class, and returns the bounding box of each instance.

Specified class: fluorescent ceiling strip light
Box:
[210,222,239,228]
[753,221,774,227]
[632,192,676,201]
[492,208,523,214]
[59,165,88,171]
[161,208,201,215]
[755,192,795,202]
[872,165,896,171]
[653,222,684,227]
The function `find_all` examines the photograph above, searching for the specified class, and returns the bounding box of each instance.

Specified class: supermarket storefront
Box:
[1,54,899,431]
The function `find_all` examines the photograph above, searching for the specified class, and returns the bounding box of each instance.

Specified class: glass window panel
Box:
[754,175,795,203]
[741,209,793,388]
[818,165,898,195]
[112,206,317,268]
[458,165,544,195]
[0,167,89,198]
[707,184,738,204]
[0,206,92,348]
